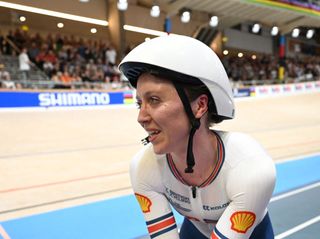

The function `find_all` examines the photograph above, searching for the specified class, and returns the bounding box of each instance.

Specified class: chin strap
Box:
[172,82,201,174]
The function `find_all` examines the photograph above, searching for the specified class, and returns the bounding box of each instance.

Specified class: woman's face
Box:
[136,73,190,155]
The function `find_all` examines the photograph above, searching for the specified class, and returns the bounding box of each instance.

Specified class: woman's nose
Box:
[137,105,151,127]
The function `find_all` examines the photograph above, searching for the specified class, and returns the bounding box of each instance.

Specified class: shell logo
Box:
[230,211,256,233]
[135,193,152,213]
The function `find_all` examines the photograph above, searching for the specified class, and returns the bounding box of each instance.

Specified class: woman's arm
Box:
[130,146,180,239]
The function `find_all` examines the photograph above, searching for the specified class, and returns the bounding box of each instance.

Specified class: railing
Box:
[1,74,318,91]
[0,39,49,82]
[3,36,21,55]
[231,74,319,88]
[0,78,132,90]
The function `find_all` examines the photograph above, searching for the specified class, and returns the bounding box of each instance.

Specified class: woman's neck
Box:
[170,129,218,186]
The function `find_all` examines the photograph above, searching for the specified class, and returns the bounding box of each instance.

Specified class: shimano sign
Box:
[39,92,110,106]
[0,91,126,108]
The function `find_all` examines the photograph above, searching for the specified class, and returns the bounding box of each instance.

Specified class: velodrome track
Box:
[0,92,319,238]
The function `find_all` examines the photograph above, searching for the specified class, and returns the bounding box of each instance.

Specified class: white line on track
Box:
[275,215,320,239]
[0,224,11,239]
[271,181,320,202]
[271,181,320,238]
[275,152,320,165]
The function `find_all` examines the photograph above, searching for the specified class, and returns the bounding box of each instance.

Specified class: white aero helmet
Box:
[119,34,235,120]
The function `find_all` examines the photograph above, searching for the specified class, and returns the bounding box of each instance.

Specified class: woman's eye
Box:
[135,97,160,109]
[149,97,159,104]
[136,101,142,109]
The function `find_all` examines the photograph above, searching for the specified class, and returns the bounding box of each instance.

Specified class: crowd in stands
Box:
[223,54,320,87]
[1,28,320,90]
[0,28,123,90]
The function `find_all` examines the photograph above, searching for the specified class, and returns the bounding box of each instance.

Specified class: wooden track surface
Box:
[0,92,319,221]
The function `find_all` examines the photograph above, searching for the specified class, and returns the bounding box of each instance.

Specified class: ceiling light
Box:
[223,50,229,56]
[150,5,160,17]
[0,1,108,26]
[209,16,218,28]
[306,29,314,39]
[19,16,26,22]
[238,52,243,58]
[292,28,300,38]
[252,55,257,60]
[79,0,89,2]
[57,23,64,28]
[181,10,190,23]
[252,23,260,33]
[91,28,97,33]
[271,26,279,36]
[117,0,128,11]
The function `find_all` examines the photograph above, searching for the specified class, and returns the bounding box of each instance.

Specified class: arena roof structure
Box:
[0,0,319,46]
[137,0,320,34]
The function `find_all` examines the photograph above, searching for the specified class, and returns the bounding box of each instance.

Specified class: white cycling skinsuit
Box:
[130,131,276,239]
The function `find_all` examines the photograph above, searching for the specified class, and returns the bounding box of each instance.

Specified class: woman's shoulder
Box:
[215,130,273,167]
[131,144,165,167]
[216,131,276,195]
[216,131,266,153]
[130,145,166,178]
[129,145,167,191]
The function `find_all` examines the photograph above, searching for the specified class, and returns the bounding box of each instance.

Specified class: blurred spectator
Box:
[13,28,25,50]
[60,70,74,88]
[43,60,54,77]
[105,44,117,66]
[5,30,14,55]
[28,42,40,62]
[31,33,43,48]
[0,63,15,89]
[42,50,57,77]
[51,70,60,83]
[19,47,32,80]
[0,31,5,55]
[54,34,64,52]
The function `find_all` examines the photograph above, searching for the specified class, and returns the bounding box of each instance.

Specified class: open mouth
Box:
[147,130,160,142]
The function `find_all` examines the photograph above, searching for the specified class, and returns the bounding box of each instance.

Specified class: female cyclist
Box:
[119,35,276,239]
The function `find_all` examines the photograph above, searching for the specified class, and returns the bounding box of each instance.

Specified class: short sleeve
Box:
[130,146,180,239]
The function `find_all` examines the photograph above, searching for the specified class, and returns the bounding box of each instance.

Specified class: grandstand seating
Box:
[0,30,319,90]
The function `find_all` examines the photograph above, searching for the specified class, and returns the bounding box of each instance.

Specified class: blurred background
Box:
[0,1,319,239]
[0,0,319,91]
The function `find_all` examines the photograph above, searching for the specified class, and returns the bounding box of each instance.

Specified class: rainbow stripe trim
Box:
[166,132,225,187]
[245,0,320,17]
[123,91,134,104]
[146,212,177,238]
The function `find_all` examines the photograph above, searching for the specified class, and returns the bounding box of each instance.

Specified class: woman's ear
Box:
[193,94,209,118]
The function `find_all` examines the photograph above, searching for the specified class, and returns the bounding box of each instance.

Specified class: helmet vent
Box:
[127,67,147,82]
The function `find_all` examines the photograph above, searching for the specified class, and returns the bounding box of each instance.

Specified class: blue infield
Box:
[1,154,319,239]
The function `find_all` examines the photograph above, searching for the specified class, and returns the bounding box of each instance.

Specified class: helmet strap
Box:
[172,82,201,174]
